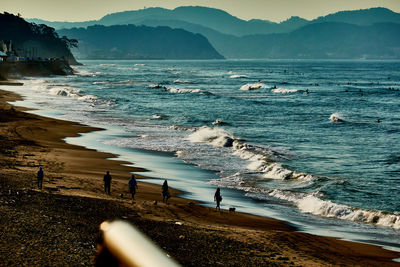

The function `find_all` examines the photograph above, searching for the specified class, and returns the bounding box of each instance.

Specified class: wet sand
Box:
[0,88,399,266]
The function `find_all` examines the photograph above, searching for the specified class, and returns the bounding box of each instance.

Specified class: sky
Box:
[3,0,400,22]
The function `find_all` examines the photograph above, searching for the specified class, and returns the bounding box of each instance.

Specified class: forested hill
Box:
[0,12,78,64]
[57,25,224,60]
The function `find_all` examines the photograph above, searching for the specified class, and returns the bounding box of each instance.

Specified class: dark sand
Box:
[1,88,399,266]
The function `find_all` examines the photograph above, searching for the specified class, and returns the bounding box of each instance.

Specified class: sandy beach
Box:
[0,87,399,266]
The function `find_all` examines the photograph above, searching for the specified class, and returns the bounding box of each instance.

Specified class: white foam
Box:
[233,144,312,180]
[188,126,234,147]
[28,80,99,103]
[212,119,226,125]
[240,82,268,91]
[48,87,80,98]
[271,88,299,94]
[230,74,248,79]
[169,125,192,131]
[117,67,139,71]
[269,191,400,229]
[173,79,191,84]
[151,114,167,120]
[187,126,311,180]
[77,70,100,76]
[78,94,98,101]
[330,113,345,122]
[167,88,202,94]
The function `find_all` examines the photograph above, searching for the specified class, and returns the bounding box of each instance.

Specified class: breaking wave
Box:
[212,119,228,125]
[330,113,345,122]
[148,84,209,94]
[271,88,300,94]
[77,70,101,77]
[188,126,312,180]
[269,190,400,229]
[29,80,98,103]
[230,74,248,79]
[151,114,167,120]
[240,82,268,91]
[188,126,234,147]
[173,79,191,84]
[168,88,202,94]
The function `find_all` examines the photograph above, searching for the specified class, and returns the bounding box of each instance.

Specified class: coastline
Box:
[1,88,399,266]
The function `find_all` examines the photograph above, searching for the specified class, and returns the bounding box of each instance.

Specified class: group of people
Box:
[36,167,223,209]
[103,171,173,203]
[104,171,222,208]
[104,171,139,201]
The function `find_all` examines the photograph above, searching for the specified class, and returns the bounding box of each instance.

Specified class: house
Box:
[0,51,7,61]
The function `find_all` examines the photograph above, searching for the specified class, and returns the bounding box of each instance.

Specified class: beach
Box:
[1,87,399,266]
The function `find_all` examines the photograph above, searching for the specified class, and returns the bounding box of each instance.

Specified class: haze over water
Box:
[7,59,400,250]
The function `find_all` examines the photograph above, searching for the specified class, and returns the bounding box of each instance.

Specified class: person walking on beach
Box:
[128,174,138,201]
[103,171,112,195]
[162,180,171,204]
[214,187,222,211]
[37,166,44,189]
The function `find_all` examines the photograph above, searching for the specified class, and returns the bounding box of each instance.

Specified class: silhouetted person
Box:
[214,187,222,211]
[162,180,170,203]
[103,171,112,195]
[128,174,138,201]
[37,166,44,189]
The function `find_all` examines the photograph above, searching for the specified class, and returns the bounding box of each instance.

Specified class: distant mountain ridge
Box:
[28,6,310,36]
[28,6,400,35]
[28,6,400,59]
[57,24,223,60]
[313,7,400,25]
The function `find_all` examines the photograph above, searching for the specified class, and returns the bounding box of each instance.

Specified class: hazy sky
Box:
[3,0,400,22]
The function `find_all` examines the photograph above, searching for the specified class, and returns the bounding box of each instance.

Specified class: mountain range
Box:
[57,24,223,60]
[29,6,400,59]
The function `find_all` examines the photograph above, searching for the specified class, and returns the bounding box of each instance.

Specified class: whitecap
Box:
[173,79,191,84]
[152,114,166,120]
[330,113,345,122]
[169,125,193,131]
[168,88,202,94]
[78,70,100,76]
[269,191,400,230]
[212,119,228,125]
[78,94,98,101]
[48,87,80,98]
[271,88,299,94]
[188,126,234,147]
[230,74,248,79]
[188,126,311,180]
[240,82,268,91]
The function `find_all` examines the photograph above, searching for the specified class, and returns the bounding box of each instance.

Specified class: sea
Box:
[5,59,400,252]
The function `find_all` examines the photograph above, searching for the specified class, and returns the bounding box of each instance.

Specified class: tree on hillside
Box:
[0,12,79,64]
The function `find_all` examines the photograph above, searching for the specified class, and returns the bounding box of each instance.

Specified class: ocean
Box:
[6,59,400,251]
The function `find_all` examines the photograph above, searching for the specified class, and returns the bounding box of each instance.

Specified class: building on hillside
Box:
[0,51,7,61]
[0,40,19,61]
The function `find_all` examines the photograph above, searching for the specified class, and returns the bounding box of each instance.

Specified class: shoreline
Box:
[1,87,399,266]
